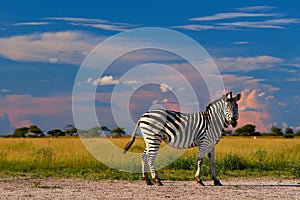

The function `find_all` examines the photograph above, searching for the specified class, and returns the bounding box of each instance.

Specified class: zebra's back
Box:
[139,109,206,149]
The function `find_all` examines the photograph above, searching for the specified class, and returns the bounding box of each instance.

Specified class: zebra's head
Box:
[223,92,241,128]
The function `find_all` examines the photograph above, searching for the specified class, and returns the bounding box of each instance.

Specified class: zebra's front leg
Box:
[142,152,153,185]
[208,148,222,186]
[147,153,163,186]
[195,158,205,186]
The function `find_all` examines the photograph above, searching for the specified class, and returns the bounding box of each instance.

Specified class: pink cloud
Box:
[237,89,272,132]
[0,94,71,128]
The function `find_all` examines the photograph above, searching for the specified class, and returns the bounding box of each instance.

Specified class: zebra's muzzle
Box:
[231,119,238,128]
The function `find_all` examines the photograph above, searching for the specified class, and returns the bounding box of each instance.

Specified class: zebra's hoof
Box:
[155,178,163,186]
[214,180,222,186]
[197,180,205,186]
[146,181,154,186]
[157,181,163,186]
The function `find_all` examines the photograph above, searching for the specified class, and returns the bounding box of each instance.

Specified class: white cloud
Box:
[13,22,51,26]
[161,98,168,103]
[1,89,10,93]
[171,24,230,31]
[152,99,159,105]
[49,57,58,63]
[152,98,169,105]
[174,8,299,31]
[160,83,173,93]
[122,80,142,85]
[232,41,249,45]
[218,18,300,29]
[85,77,94,84]
[216,55,284,72]
[87,76,119,86]
[240,106,263,112]
[46,17,134,31]
[258,92,265,97]
[70,23,127,31]
[285,78,300,82]
[278,102,287,108]
[44,17,109,24]
[189,12,278,21]
[0,31,101,64]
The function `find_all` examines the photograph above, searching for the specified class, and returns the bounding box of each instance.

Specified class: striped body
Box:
[123,92,241,186]
[140,110,206,149]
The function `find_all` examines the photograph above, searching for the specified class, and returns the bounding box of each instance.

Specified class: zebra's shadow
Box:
[214,184,300,187]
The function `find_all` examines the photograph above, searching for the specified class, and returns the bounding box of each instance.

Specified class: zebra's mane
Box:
[205,97,224,112]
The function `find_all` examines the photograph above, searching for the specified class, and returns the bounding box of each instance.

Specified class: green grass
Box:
[0,137,299,180]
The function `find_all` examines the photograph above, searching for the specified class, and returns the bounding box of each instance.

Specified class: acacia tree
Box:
[13,127,29,137]
[234,124,256,136]
[110,127,125,137]
[29,125,43,134]
[64,125,77,136]
[271,125,283,136]
[48,129,65,137]
[285,127,294,134]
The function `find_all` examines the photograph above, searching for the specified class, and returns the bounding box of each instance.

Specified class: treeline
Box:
[223,124,300,138]
[2,123,300,138]
[1,125,126,138]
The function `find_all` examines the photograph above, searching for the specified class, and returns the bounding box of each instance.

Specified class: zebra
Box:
[123,91,241,186]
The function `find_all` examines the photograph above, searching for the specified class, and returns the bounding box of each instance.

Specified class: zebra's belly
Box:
[165,132,196,149]
[139,115,198,149]
[166,140,195,149]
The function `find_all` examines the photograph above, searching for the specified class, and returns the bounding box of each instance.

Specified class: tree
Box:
[64,125,77,136]
[100,126,110,132]
[48,129,65,137]
[87,126,102,137]
[29,125,43,134]
[13,127,29,137]
[285,127,294,134]
[234,124,256,136]
[271,125,283,136]
[86,126,111,137]
[110,127,125,137]
[295,130,300,136]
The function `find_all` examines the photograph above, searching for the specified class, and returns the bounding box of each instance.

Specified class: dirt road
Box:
[1,177,299,199]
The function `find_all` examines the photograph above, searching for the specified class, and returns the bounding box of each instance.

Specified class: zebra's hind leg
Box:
[147,153,163,186]
[195,158,205,186]
[207,149,222,186]
[141,151,153,185]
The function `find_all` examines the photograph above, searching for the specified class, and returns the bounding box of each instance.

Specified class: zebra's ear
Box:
[226,91,233,99]
[235,93,241,101]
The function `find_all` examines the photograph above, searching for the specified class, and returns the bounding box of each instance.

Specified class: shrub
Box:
[220,153,246,170]
[289,163,300,178]
[282,134,294,139]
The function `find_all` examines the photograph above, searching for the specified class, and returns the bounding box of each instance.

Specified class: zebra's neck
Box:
[205,98,226,138]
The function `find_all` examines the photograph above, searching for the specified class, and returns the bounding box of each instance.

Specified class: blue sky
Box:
[0,1,299,134]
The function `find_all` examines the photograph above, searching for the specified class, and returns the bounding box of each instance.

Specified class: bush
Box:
[294,130,300,136]
[289,163,300,178]
[282,134,294,139]
[220,153,246,170]
[168,154,197,170]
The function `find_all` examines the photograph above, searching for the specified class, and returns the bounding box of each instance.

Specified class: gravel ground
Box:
[0,177,299,200]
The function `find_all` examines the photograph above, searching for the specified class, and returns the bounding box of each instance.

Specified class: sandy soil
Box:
[0,177,299,200]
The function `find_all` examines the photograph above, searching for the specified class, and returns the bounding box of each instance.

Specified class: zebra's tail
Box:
[123,121,139,154]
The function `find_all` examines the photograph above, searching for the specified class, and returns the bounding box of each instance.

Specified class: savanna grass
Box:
[0,136,299,179]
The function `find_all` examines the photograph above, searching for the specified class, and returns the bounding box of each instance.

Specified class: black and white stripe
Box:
[123,91,241,186]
